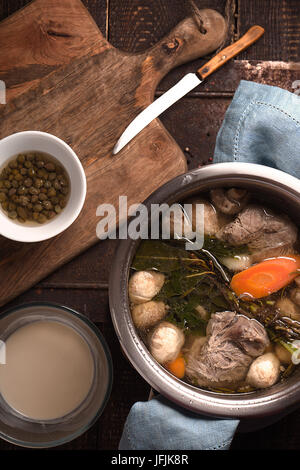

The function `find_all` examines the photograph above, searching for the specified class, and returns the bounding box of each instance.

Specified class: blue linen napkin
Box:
[214,80,300,177]
[119,80,300,450]
[119,395,239,450]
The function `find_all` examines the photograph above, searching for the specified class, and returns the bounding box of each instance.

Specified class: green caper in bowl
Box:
[0,152,70,225]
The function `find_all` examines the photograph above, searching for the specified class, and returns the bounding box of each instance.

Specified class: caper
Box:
[48,173,56,181]
[31,195,39,203]
[47,211,56,219]
[39,193,47,202]
[18,186,27,195]
[20,168,27,176]
[11,195,20,204]
[14,173,23,181]
[3,168,11,176]
[40,187,47,194]
[8,211,17,219]
[45,162,55,171]
[34,178,43,189]
[8,202,16,211]
[17,154,25,164]
[17,206,27,219]
[24,178,33,188]
[8,188,16,197]
[37,169,47,178]
[33,204,42,212]
[51,197,59,205]
[26,153,35,161]
[19,196,29,207]
[27,168,35,177]
[24,161,32,169]
[2,201,8,211]
[36,161,45,168]
[48,188,56,197]
[54,205,62,214]
[37,214,47,224]
[59,198,67,208]
[0,192,7,202]
[4,180,11,189]
[9,161,18,169]
[53,180,61,191]
[43,200,53,210]
[44,181,52,189]
[32,212,39,221]
[29,187,39,196]
[12,180,19,188]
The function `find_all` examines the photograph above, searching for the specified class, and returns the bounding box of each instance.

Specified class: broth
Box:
[0,320,94,420]
[129,187,300,393]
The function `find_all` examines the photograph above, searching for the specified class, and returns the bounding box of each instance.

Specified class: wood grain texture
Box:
[237,0,300,61]
[0,0,107,101]
[159,59,300,94]
[0,2,227,307]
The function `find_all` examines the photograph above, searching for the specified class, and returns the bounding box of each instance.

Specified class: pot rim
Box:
[109,162,300,418]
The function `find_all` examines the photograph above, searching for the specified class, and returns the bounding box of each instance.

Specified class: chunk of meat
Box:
[190,198,229,236]
[216,205,297,261]
[185,311,269,389]
[210,188,249,215]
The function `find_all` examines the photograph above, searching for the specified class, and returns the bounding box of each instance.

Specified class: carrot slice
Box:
[166,355,185,379]
[230,255,300,299]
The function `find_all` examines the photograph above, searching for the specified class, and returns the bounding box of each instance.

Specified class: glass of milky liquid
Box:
[0,303,112,448]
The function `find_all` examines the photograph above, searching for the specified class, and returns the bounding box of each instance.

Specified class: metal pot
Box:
[109,162,300,420]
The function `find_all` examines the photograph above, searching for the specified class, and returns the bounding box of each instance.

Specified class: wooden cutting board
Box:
[0,0,227,307]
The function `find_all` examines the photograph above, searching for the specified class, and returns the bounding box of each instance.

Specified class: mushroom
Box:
[246,353,280,389]
[274,343,292,365]
[129,271,165,304]
[149,321,185,364]
[210,188,249,215]
[276,297,300,321]
[131,301,167,330]
[190,198,229,236]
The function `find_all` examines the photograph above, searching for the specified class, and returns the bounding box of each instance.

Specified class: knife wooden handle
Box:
[197,25,264,80]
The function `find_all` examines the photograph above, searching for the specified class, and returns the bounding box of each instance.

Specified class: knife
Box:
[113,25,264,155]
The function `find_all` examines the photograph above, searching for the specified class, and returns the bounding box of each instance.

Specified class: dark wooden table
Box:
[0,0,299,450]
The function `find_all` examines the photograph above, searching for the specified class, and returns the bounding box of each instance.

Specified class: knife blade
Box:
[113,25,264,155]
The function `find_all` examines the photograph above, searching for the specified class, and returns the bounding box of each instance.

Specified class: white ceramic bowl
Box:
[0,131,86,242]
